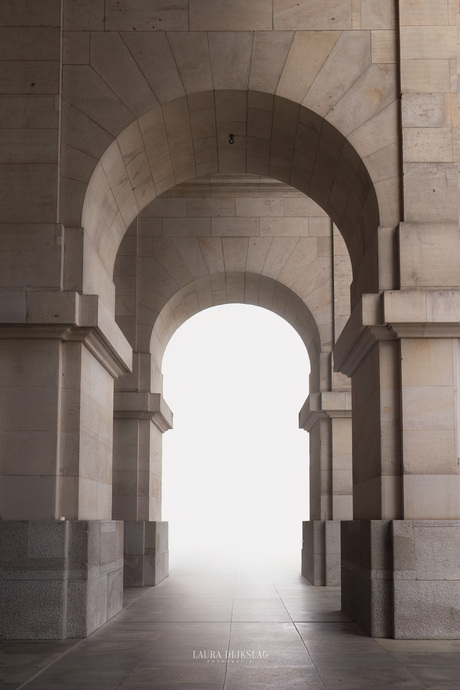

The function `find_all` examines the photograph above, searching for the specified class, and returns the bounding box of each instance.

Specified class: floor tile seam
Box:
[15,587,161,690]
[222,563,239,690]
[290,621,328,689]
[14,638,88,690]
[269,572,327,684]
[307,648,434,687]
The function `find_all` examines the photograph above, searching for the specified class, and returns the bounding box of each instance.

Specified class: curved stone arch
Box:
[149,272,322,375]
[81,91,387,312]
[113,174,352,396]
[64,25,399,238]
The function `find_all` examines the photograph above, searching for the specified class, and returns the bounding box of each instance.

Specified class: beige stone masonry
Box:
[399,222,460,289]
[190,0,273,31]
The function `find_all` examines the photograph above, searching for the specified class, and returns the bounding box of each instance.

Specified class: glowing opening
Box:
[162,304,310,569]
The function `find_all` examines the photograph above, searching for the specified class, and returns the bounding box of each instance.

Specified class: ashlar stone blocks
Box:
[123,521,169,587]
[2,520,123,639]
[302,520,341,586]
[393,520,460,639]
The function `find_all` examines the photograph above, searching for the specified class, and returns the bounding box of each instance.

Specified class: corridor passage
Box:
[5,555,460,690]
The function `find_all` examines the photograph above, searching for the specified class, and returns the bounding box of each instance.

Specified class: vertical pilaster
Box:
[1,292,131,639]
[0,0,63,289]
[299,390,352,585]
[113,387,172,585]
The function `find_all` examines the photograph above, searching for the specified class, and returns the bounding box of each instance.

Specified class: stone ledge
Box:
[0,290,132,377]
[114,391,173,431]
[299,392,352,431]
[334,290,460,376]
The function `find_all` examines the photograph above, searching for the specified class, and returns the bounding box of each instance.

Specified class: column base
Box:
[123,521,169,587]
[393,520,460,639]
[301,520,341,586]
[341,520,460,639]
[340,520,393,637]
[1,520,124,639]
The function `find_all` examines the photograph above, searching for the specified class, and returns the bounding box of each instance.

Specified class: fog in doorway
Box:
[162,304,310,569]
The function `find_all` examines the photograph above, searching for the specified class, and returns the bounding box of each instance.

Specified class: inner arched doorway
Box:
[161,304,310,569]
[112,172,353,590]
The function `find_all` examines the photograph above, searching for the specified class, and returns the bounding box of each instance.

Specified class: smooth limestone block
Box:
[190,0,272,31]
[371,30,397,63]
[403,163,458,223]
[104,0,188,31]
[399,222,459,288]
[274,0,352,30]
[401,59,451,94]
[400,26,456,61]
[303,31,371,117]
[276,31,339,104]
[327,63,397,137]
[248,31,294,95]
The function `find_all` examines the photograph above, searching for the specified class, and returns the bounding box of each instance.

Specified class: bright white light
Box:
[162,304,310,569]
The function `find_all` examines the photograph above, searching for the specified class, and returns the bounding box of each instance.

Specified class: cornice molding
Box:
[299,392,352,431]
[114,392,173,432]
[334,290,460,377]
[0,291,132,378]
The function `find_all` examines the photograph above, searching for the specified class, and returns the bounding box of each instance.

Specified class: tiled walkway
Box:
[5,555,460,690]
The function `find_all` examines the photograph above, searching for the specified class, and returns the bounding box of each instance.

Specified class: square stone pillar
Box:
[341,520,460,639]
[0,292,132,521]
[301,520,341,586]
[123,521,169,586]
[393,521,460,639]
[113,386,172,586]
[2,520,124,639]
[113,390,173,522]
[341,520,393,637]
[299,390,352,586]
[335,291,460,638]
[0,292,132,640]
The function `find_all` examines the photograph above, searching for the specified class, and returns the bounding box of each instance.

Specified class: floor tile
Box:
[7,558,460,690]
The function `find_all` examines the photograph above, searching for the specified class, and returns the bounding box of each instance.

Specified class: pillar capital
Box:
[114,391,173,432]
[0,290,132,377]
[334,289,460,376]
[299,391,352,432]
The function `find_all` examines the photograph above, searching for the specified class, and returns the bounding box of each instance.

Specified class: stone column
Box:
[335,292,460,638]
[1,291,132,638]
[299,391,352,586]
[333,3,460,639]
[113,387,172,586]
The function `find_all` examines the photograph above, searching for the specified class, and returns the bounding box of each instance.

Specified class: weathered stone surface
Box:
[393,521,460,639]
[123,521,169,587]
[1,521,123,639]
[341,520,393,637]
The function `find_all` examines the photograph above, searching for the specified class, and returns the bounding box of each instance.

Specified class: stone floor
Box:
[4,553,460,690]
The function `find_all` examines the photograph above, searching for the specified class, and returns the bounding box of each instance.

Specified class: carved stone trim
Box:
[114,392,173,432]
[299,391,352,431]
[0,291,132,378]
[334,290,460,377]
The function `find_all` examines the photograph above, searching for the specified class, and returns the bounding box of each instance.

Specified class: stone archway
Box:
[5,1,460,642]
[79,92,388,313]
[111,171,353,588]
